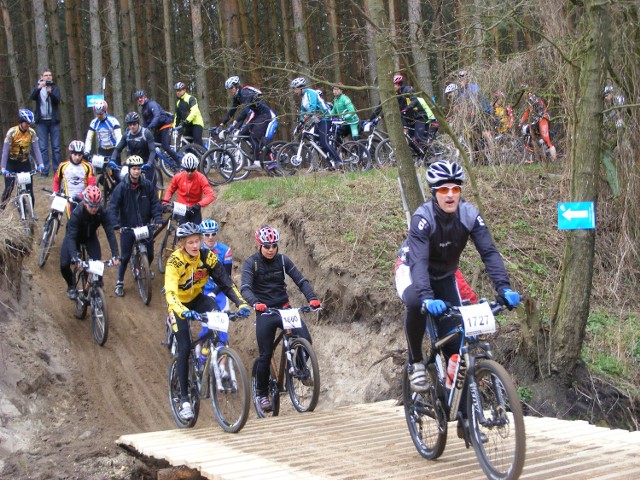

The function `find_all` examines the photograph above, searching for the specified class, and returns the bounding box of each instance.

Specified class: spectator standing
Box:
[29,69,62,177]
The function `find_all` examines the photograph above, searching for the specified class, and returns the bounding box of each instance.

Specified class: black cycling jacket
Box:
[403,199,511,300]
[222,86,272,125]
[240,251,317,308]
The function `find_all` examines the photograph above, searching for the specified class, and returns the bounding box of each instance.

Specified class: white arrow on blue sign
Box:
[86,94,104,108]
[558,202,595,230]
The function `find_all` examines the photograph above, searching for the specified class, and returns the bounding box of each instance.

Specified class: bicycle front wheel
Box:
[251,358,280,418]
[286,338,320,413]
[73,269,88,320]
[210,347,250,433]
[468,360,526,480]
[168,355,200,428]
[38,215,59,268]
[91,287,109,346]
[157,227,174,274]
[339,141,372,171]
[131,251,152,305]
[277,142,314,175]
[200,147,237,186]
[402,363,447,459]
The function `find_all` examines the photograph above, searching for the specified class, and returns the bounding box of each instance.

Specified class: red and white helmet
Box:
[255,225,280,246]
[82,185,102,205]
[393,74,404,85]
[93,100,108,115]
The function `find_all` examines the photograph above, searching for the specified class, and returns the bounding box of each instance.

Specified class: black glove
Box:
[191,203,201,214]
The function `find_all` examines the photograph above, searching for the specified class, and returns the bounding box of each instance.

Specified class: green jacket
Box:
[330,93,359,125]
[174,92,204,127]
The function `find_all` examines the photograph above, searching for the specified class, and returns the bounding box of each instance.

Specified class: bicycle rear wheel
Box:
[374,138,395,167]
[210,347,250,433]
[338,141,372,171]
[402,363,447,460]
[200,147,237,186]
[286,338,320,413]
[131,251,152,305]
[251,359,280,418]
[91,287,109,346]
[73,269,88,320]
[168,354,200,428]
[468,360,526,480]
[38,215,59,268]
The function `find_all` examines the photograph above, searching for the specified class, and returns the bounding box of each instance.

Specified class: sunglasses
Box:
[262,243,278,250]
[433,185,461,195]
[85,202,100,209]
[202,233,216,238]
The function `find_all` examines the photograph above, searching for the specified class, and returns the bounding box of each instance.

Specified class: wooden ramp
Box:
[117,401,640,479]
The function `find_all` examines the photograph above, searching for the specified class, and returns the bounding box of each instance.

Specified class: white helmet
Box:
[426,160,465,187]
[290,77,307,89]
[181,153,199,171]
[445,83,459,94]
[225,76,240,90]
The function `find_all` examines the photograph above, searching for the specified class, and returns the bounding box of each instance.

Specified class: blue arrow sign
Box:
[86,94,104,108]
[558,202,595,230]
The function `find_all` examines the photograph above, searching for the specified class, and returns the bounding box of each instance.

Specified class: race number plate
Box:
[92,155,105,169]
[87,260,105,276]
[133,226,150,241]
[459,302,496,336]
[16,172,31,185]
[51,195,68,212]
[173,202,187,217]
[206,311,229,333]
[280,309,302,329]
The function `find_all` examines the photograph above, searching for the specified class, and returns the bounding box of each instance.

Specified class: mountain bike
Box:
[6,170,38,236]
[520,123,554,164]
[90,155,119,208]
[403,300,525,480]
[375,124,453,168]
[72,245,114,346]
[484,132,524,165]
[250,306,320,418]
[38,188,75,268]
[118,224,157,305]
[167,311,250,433]
[157,201,187,274]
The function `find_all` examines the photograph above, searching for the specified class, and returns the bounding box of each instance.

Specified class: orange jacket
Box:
[163,170,214,207]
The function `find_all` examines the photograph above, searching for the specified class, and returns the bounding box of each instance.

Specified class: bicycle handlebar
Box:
[42,187,76,201]
[264,305,321,315]
[440,300,507,321]
[187,310,246,323]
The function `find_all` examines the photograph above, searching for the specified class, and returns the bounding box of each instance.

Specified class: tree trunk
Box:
[280,0,292,64]
[162,0,174,100]
[407,0,433,97]
[65,0,84,138]
[144,2,158,102]
[89,0,102,93]
[387,0,400,72]
[221,0,241,75]
[119,0,133,103]
[363,2,380,108]
[1,0,24,105]
[324,0,341,81]
[365,0,422,214]
[191,0,210,126]
[32,0,48,74]
[106,0,124,121]
[46,0,72,139]
[291,0,310,73]
[128,0,142,93]
[546,0,609,384]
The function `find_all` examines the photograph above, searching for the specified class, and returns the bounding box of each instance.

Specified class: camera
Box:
[45,80,53,86]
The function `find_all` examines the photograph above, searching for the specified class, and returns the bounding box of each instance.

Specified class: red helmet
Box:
[82,185,102,206]
[255,225,280,246]
[393,74,404,85]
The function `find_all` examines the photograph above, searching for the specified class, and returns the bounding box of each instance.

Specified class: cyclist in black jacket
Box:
[394,160,520,395]
[108,155,163,297]
[219,76,278,171]
[240,225,321,412]
[60,186,120,300]
[111,112,157,186]
[135,90,180,163]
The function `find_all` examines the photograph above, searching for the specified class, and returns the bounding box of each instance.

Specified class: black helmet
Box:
[124,111,140,124]
[174,82,186,90]
[134,90,146,99]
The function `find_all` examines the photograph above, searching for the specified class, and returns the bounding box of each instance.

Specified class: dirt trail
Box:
[0,176,404,479]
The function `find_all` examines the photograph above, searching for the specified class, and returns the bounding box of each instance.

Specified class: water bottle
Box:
[446,354,460,389]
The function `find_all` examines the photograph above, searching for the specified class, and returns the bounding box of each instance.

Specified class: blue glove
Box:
[237,304,251,317]
[182,310,201,321]
[421,298,447,316]
[141,163,151,172]
[36,164,44,173]
[1,169,9,176]
[108,160,119,170]
[499,288,521,309]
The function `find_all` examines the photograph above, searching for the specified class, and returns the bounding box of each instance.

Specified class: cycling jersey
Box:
[111,126,156,166]
[299,88,332,122]
[330,93,359,125]
[165,248,246,318]
[222,85,273,126]
[203,241,233,311]
[85,114,122,153]
[1,125,44,168]
[404,199,511,301]
[163,170,214,208]
[140,99,173,130]
[493,104,514,133]
[174,92,204,128]
[53,160,96,200]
